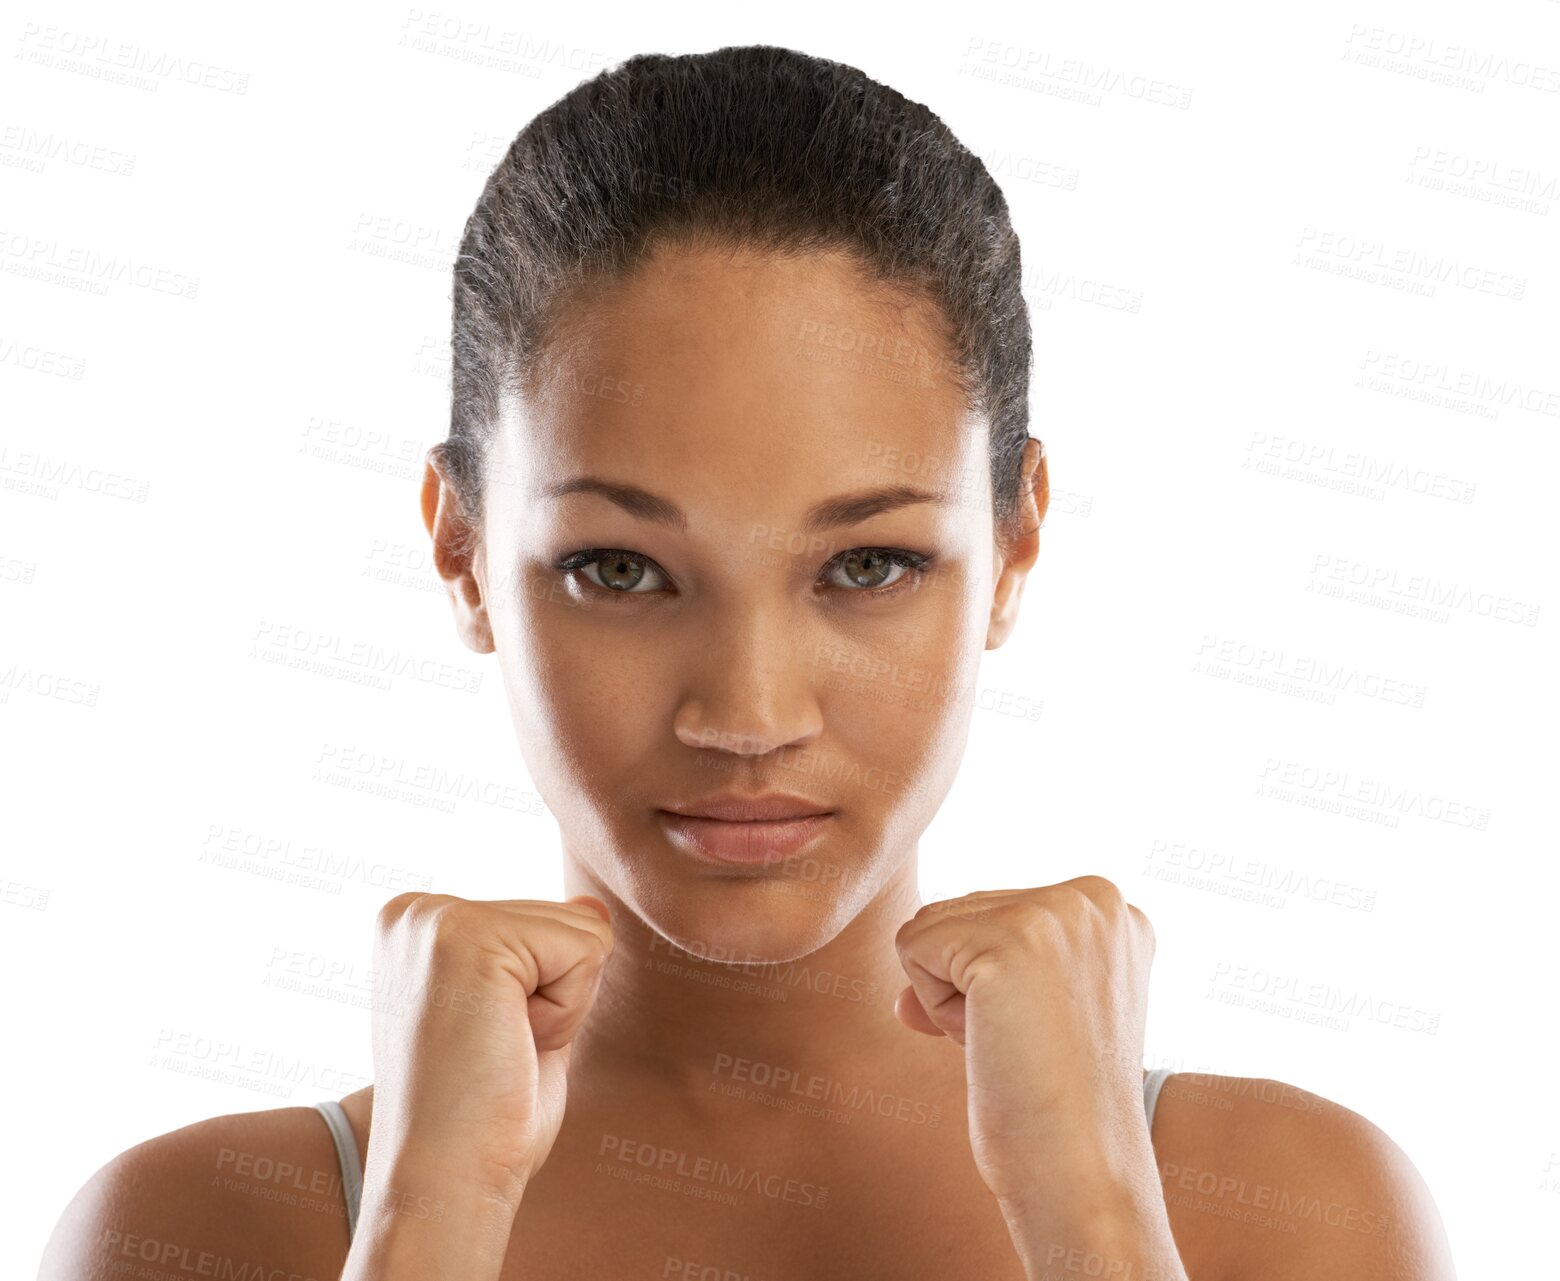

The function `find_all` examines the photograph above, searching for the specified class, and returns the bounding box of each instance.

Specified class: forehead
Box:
[494,244,986,520]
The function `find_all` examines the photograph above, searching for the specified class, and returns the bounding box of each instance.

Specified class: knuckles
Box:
[374,889,428,934]
[375,892,478,962]
[1061,874,1127,916]
[908,876,1152,953]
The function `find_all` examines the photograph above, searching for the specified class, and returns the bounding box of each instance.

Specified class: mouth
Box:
[656,803,836,866]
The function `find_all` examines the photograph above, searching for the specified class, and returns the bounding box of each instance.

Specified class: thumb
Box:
[894,985,944,1037]
[894,983,967,1044]
[565,894,612,925]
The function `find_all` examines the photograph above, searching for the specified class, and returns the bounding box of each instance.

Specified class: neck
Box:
[560,851,939,1101]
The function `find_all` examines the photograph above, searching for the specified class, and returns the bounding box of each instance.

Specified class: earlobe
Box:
[457,573,495,655]
[985,436,1046,651]
[985,610,1013,651]
[421,448,494,655]
[985,595,1020,650]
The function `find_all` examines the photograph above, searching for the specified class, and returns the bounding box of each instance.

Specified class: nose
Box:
[671,603,825,757]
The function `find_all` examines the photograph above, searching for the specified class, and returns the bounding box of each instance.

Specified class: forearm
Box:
[997,1147,1188,1281]
[1001,1207,1187,1281]
[339,1157,522,1281]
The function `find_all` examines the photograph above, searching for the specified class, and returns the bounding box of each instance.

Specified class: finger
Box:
[464,912,612,1051]
[564,894,612,926]
[893,984,948,1039]
[522,930,611,1052]
[483,898,617,950]
[896,946,969,1045]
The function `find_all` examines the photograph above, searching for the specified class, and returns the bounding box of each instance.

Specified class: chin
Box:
[638,878,861,968]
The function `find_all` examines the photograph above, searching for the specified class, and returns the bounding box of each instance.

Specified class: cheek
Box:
[490,552,986,791]
[812,600,983,793]
[815,565,986,717]
[821,575,988,839]
[493,585,667,764]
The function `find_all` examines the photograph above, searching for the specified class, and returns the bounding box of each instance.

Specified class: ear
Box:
[986,436,1047,651]
[421,445,494,654]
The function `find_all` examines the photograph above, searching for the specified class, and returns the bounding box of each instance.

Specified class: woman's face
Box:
[429,243,1041,962]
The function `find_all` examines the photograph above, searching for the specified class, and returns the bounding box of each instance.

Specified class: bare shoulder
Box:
[1150,1071,1457,1281]
[38,1101,355,1281]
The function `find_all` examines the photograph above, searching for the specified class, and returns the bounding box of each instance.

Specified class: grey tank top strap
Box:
[314,1070,1178,1242]
[312,1100,364,1241]
[1143,1066,1175,1132]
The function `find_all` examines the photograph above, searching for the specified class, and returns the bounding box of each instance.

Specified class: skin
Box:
[38,242,1458,1281]
[446,241,1023,1105]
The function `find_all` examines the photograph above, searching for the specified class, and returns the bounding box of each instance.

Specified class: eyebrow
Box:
[542,477,948,534]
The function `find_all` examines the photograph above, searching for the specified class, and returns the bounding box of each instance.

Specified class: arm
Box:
[1000,1074,1457,1281]
[1143,1075,1457,1281]
[995,1121,1190,1281]
[1211,1082,1458,1281]
[891,879,1192,1281]
[37,1110,368,1281]
[339,1152,523,1281]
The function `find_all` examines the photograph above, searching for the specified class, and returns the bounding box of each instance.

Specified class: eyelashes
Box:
[821,548,930,594]
[552,546,933,601]
[554,548,671,595]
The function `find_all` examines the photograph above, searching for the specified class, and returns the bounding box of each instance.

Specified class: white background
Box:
[3,1,1556,1275]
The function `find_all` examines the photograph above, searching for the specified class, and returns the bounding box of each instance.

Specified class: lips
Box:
[656,793,836,865]
[659,792,833,823]
[657,812,834,864]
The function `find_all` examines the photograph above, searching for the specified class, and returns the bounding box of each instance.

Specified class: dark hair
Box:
[437,43,1033,539]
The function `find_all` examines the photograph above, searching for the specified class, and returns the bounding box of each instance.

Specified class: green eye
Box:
[823,548,927,591]
[556,549,667,594]
[553,546,931,599]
